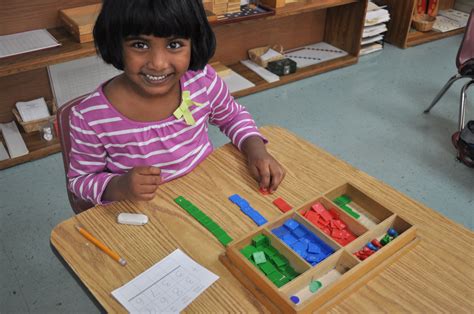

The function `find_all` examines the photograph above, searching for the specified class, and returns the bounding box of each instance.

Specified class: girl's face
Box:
[121,35,191,99]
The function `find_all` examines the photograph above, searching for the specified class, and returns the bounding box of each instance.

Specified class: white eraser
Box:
[117,213,148,226]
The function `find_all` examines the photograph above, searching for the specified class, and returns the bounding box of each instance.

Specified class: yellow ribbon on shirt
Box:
[173,91,203,125]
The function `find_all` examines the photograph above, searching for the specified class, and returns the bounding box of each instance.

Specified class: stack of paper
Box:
[0,122,29,159]
[433,9,470,33]
[15,97,50,122]
[360,1,390,56]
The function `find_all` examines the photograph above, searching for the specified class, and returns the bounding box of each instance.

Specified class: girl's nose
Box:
[147,49,168,70]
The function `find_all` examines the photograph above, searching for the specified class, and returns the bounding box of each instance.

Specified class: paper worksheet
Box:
[0,29,60,59]
[112,249,219,313]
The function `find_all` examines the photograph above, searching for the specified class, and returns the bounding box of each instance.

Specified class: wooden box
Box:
[12,99,57,133]
[221,182,418,313]
[59,4,102,43]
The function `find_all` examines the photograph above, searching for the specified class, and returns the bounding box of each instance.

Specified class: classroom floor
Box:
[1,35,472,313]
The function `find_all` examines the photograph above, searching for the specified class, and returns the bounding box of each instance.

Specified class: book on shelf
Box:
[360,1,390,56]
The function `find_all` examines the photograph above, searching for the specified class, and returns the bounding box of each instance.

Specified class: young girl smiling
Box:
[67,0,285,205]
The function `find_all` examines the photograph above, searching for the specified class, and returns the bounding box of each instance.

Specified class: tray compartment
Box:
[324,183,393,229]
[267,213,338,267]
[281,250,360,308]
[297,197,368,246]
[228,229,310,289]
[345,215,416,261]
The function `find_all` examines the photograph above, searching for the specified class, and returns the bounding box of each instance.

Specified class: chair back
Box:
[457,9,474,74]
[56,95,94,213]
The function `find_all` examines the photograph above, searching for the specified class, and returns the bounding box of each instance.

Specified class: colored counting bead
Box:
[380,234,392,246]
[366,243,378,251]
[387,228,399,238]
[371,239,382,248]
[290,296,300,304]
[309,280,322,293]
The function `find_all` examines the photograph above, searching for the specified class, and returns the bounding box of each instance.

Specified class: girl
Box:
[67,0,285,205]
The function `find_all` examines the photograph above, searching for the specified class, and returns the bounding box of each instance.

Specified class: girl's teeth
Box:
[146,74,167,81]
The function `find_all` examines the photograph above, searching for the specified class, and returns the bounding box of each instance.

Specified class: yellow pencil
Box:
[75,225,127,266]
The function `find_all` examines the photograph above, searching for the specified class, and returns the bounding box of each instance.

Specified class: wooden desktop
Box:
[50,126,473,312]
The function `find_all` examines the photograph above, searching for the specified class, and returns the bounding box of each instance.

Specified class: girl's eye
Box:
[168,41,183,49]
[132,42,149,49]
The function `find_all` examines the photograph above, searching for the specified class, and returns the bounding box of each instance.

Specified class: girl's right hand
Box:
[104,166,161,202]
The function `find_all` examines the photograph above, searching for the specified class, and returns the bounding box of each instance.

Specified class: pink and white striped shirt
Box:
[68,65,265,204]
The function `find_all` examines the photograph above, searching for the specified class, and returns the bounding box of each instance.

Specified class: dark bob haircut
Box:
[93,0,216,71]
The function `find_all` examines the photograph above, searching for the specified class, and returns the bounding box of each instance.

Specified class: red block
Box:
[328,209,340,220]
[311,203,333,222]
[318,216,330,226]
[331,229,344,239]
[332,219,347,230]
[304,210,320,224]
[273,197,292,213]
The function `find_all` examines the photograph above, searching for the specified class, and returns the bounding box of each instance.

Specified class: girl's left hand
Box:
[242,137,286,193]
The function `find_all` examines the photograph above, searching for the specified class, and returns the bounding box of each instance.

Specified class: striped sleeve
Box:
[206,65,267,150]
[67,106,119,205]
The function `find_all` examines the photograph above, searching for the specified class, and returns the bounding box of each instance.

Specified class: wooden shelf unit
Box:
[0,0,367,170]
[385,0,466,48]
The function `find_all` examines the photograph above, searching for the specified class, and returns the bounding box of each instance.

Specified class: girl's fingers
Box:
[138,184,159,194]
[258,164,272,191]
[139,174,161,185]
[269,163,286,192]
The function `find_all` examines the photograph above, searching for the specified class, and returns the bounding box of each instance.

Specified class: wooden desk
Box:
[51,126,473,312]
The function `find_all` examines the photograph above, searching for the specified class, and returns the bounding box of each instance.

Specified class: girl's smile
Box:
[122,35,191,98]
[141,72,173,85]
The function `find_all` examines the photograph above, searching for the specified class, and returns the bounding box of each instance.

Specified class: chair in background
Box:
[56,95,94,214]
[424,9,474,132]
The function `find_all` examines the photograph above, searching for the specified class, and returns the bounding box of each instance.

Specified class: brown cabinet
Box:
[0,0,367,169]
[385,0,465,48]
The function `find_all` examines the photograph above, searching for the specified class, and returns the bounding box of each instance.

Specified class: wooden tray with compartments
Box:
[220,182,418,313]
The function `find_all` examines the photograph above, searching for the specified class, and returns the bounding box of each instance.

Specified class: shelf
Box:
[0,0,360,78]
[406,27,466,47]
[229,54,358,98]
[385,0,467,48]
[0,28,96,78]
[272,0,359,18]
[0,132,60,170]
[0,54,357,170]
